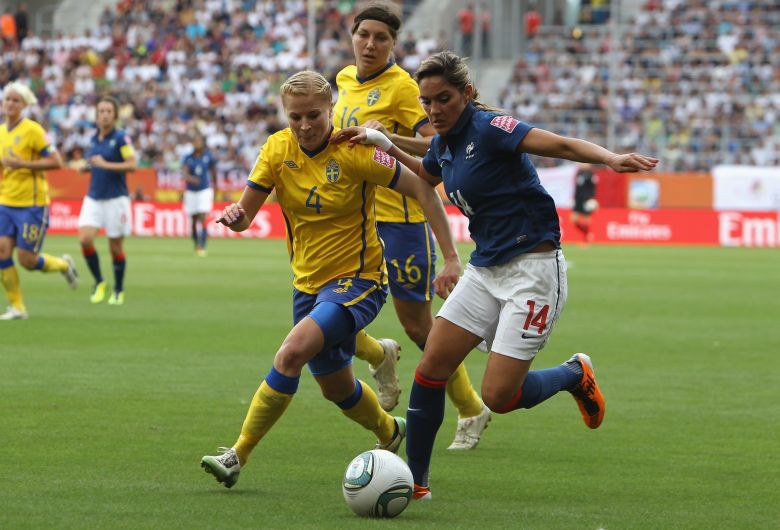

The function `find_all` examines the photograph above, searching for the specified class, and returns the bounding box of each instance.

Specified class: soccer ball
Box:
[342,449,413,518]
[584,198,599,213]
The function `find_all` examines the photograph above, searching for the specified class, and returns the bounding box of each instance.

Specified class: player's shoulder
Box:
[20,118,46,136]
[336,65,358,85]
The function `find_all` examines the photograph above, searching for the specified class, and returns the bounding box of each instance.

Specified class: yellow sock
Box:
[1,265,25,311]
[233,381,294,465]
[446,363,483,418]
[40,254,68,273]
[354,330,386,368]
[340,380,395,444]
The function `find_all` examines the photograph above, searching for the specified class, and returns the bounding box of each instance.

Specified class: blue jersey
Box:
[422,103,560,267]
[86,128,135,199]
[183,150,215,191]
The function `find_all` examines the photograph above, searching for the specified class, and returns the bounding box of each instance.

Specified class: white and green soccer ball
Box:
[342,449,413,518]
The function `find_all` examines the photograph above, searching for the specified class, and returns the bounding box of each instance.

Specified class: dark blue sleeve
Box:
[482,114,534,153]
[421,140,441,177]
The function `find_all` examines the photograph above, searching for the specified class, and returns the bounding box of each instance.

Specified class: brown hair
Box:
[415,51,503,113]
[351,1,402,40]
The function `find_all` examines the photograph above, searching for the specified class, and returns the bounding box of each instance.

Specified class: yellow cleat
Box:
[195,248,208,257]
[90,281,108,304]
[107,291,125,306]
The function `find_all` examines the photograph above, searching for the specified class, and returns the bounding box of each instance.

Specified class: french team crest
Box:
[326,158,340,183]
[367,88,381,106]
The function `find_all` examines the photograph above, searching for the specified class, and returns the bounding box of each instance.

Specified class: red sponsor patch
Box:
[490,115,519,133]
[372,147,396,169]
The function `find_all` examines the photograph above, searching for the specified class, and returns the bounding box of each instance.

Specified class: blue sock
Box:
[199,227,208,248]
[406,370,446,487]
[191,223,198,247]
[497,365,580,413]
[336,379,363,409]
[112,253,126,293]
[81,245,102,283]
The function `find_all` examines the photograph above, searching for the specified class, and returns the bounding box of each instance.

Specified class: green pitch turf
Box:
[2,236,778,529]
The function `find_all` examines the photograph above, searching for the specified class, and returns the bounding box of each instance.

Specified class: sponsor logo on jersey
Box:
[367,88,381,106]
[284,160,299,169]
[372,148,395,169]
[326,158,340,182]
[490,115,519,133]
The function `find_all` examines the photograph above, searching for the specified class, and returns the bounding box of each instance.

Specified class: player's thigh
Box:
[275,315,328,374]
[378,221,436,303]
[104,196,132,239]
[490,250,568,361]
[419,316,483,380]
[436,263,501,347]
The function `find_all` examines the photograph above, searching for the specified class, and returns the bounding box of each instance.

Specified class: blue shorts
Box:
[0,205,49,252]
[377,221,436,302]
[293,277,388,376]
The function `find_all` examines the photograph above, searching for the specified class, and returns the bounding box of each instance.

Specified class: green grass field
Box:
[2,235,778,529]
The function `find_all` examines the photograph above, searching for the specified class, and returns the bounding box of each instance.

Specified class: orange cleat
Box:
[568,353,605,429]
[413,484,432,500]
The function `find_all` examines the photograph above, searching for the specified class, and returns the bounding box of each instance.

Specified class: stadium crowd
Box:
[0,0,446,191]
[0,0,777,177]
[499,0,780,170]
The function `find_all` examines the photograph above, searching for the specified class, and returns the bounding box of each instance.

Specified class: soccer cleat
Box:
[369,338,401,411]
[375,416,406,454]
[107,291,125,306]
[412,484,432,500]
[567,353,605,429]
[195,248,208,257]
[0,306,29,320]
[90,281,108,304]
[447,401,492,450]
[61,254,79,289]
[201,447,241,488]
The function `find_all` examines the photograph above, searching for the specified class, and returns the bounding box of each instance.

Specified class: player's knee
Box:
[274,342,310,374]
[17,254,38,270]
[481,386,517,414]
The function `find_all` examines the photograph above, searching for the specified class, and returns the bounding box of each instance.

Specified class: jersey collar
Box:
[299,127,334,158]
[355,61,394,84]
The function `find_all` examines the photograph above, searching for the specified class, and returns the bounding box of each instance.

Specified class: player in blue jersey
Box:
[0,82,77,320]
[333,51,658,499]
[199,70,461,489]
[182,133,217,257]
[335,1,490,450]
[78,96,136,306]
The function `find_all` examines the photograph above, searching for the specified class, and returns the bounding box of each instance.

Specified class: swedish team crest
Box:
[367,88,381,106]
[326,158,340,183]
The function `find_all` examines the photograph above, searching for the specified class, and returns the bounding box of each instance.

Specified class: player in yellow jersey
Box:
[333,1,491,449]
[200,70,461,489]
[0,82,78,320]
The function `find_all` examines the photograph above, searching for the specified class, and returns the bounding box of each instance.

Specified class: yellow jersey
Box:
[0,118,54,207]
[248,128,401,294]
[334,63,429,224]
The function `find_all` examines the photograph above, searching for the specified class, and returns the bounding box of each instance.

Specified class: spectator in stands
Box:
[14,3,28,45]
[457,4,475,56]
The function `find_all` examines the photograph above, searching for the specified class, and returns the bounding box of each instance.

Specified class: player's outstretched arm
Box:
[392,165,460,299]
[518,128,658,173]
[216,186,268,232]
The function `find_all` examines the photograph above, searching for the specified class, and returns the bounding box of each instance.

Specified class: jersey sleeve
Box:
[247,137,276,193]
[483,114,534,153]
[394,77,429,134]
[350,144,401,189]
[421,142,442,178]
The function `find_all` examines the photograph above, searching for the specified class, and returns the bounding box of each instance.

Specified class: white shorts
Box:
[437,250,568,361]
[78,195,132,238]
[183,188,214,216]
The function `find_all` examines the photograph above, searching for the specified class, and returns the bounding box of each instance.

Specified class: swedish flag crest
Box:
[326,158,340,183]
[367,88,381,106]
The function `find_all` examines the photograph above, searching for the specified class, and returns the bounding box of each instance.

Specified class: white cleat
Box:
[375,417,406,454]
[201,447,241,488]
[0,306,29,320]
[370,338,401,411]
[61,254,79,289]
[447,401,492,450]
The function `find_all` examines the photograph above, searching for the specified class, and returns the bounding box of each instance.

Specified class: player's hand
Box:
[362,119,390,138]
[433,255,461,299]
[88,155,106,168]
[604,153,658,173]
[330,126,366,147]
[2,154,22,169]
[216,203,245,226]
